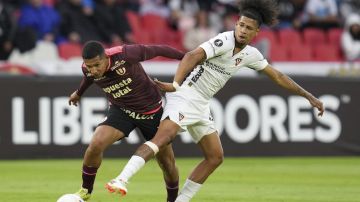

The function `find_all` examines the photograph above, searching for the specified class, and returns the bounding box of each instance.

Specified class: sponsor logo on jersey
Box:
[110,60,126,71]
[235,58,242,66]
[122,109,155,120]
[191,66,205,83]
[214,39,223,47]
[204,61,231,75]
[102,77,133,99]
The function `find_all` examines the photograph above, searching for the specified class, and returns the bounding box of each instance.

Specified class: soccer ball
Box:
[57,194,84,202]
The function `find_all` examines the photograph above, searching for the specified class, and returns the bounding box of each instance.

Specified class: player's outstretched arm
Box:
[68,91,81,106]
[72,76,93,106]
[154,47,206,92]
[173,47,206,85]
[260,65,324,116]
[125,44,184,62]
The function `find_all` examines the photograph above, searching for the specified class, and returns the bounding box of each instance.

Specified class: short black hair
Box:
[239,0,279,27]
[82,41,105,59]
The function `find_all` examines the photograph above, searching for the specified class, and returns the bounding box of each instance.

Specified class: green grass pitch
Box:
[0,157,359,202]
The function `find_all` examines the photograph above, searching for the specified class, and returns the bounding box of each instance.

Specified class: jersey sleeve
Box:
[246,47,269,71]
[124,44,184,63]
[76,65,93,96]
[199,32,232,59]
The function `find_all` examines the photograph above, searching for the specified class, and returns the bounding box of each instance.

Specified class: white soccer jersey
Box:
[182,31,269,99]
[162,31,269,142]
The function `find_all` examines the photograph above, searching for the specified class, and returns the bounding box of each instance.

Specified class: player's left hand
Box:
[154,79,176,92]
[68,91,81,106]
[307,95,324,116]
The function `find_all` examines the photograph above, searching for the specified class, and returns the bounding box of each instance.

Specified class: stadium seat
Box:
[303,28,326,45]
[278,29,302,45]
[142,14,168,31]
[164,29,185,50]
[270,45,289,61]
[125,11,148,44]
[327,28,344,59]
[0,63,36,75]
[253,29,277,46]
[125,11,142,35]
[58,42,82,60]
[313,44,341,61]
[141,14,171,44]
[288,44,314,61]
[136,33,152,44]
[327,28,343,46]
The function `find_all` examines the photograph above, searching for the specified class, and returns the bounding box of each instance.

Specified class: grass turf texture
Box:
[0,157,359,202]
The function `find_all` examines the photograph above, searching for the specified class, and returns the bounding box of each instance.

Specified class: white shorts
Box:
[161,86,217,143]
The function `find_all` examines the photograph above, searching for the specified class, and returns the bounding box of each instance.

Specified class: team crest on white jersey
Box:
[179,113,184,121]
[209,115,214,121]
[235,58,242,66]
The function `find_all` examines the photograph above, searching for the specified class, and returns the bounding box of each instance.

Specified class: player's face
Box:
[84,55,108,78]
[234,16,260,45]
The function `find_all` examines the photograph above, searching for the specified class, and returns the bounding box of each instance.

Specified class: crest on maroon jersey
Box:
[116,67,126,75]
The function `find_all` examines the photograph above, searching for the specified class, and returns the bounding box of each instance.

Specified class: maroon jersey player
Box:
[68,41,184,202]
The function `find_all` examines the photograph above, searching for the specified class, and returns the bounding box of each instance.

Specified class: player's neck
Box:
[233,42,246,55]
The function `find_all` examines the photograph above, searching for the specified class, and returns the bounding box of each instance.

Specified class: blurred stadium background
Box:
[0,0,359,201]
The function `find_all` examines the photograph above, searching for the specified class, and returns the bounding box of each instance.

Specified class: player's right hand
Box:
[68,91,81,106]
[307,95,324,117]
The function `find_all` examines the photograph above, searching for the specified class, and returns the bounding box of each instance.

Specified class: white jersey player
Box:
[185,30,268,99]
[105,0,325,201]
[162,30,269,142]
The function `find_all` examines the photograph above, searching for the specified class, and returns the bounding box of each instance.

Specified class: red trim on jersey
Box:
[106,57,111,70]
[105,46,123,70]
[105,46,123,55]
[142,101,162,115]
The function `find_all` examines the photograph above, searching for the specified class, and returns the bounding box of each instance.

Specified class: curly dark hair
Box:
[238,0,279,27]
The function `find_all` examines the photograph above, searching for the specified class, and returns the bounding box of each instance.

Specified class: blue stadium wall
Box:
[0,75,359,159]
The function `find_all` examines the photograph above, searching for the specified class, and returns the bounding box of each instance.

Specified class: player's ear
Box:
[255,27,260,36]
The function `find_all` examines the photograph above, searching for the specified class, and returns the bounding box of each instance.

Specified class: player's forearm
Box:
[174,51,200,84]
[76,77,93,96]
[276,73,312,98]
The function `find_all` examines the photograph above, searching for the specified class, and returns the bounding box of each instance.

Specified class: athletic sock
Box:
[82,165,98,193]
[116,155,145,182]
[166,180,179,202]
[175,179,202,202]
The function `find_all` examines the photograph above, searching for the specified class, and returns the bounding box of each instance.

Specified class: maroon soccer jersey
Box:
[76,44,184,113]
